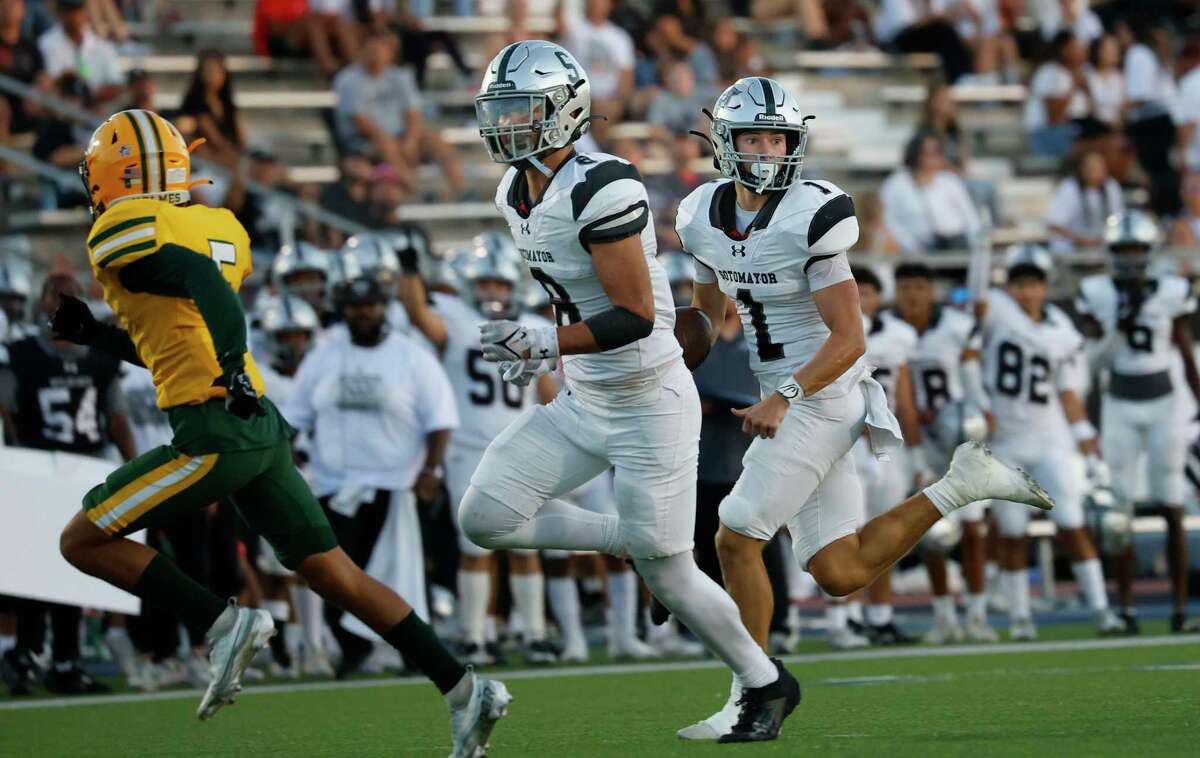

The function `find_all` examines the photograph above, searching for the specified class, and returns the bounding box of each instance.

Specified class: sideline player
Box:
[674,77,1053,739]
[1076,211,1200,633]
[892,263,996,643]
[981,245,1123,639]
[463,41,800,741]
[50,109,509,757]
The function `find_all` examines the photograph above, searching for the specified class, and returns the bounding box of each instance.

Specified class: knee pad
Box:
[458,485,526,551]
[717,494,774,542]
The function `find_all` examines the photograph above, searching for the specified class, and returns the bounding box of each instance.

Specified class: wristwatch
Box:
[775,380,804,403]
[421,464,445,479]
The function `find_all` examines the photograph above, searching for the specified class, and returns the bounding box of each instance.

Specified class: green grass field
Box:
[2,630,1197,757]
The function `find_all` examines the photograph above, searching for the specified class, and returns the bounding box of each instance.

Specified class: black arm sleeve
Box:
[92,322,146,367]
[583,306,655,351]
[118,244,248,373]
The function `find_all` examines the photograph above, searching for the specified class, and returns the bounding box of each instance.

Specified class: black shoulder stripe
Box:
[578,200,648,251]
[571,160,643,221]
[802,252,839,273]
[807,194,855,248]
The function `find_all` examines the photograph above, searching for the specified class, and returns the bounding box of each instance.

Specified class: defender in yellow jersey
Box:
[55,110,510,755]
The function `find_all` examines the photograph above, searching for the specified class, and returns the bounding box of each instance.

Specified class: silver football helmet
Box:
[476,40,592,172]
[272,242,330,309]
[1003,243,1053,279]
[460,232,525,319]
[0,254,32,325]
[707,77,810,194]
[340,233,400,285]
[1104,210,1160,280]
[258,294,320,373]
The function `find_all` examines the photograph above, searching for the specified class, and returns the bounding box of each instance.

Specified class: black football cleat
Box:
[868,622,917,645]
[718,658,801,743]
[2,649,38,696]
[1119,611,1141,636]
[44,661,111,695]
[1170,613,1200,634]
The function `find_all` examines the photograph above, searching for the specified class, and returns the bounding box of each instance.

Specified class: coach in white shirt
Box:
[880,131,982,254]
[285,275,458,675]
[1045,150,1124,253]
[37,0,124,107]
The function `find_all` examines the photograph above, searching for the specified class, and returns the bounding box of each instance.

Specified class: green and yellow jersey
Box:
[86,198,266,410]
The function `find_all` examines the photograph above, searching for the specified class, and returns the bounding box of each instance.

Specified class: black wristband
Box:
[398,247,419,274]
[583,306,654,351]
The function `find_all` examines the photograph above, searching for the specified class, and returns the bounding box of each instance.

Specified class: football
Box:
[674,306,715,371]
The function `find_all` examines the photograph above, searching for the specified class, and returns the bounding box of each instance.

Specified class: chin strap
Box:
[527,154,554,178]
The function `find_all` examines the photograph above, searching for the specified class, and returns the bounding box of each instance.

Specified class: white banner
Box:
[0,447,142,614]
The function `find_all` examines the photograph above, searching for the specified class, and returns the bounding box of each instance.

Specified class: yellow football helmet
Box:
[79,109,203,218]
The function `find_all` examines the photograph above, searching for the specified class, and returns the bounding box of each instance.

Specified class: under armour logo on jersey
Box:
[520,222,531,235]
[730,244,747,257]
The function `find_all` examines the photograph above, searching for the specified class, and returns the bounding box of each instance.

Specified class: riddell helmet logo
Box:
[755,113,786,122]
[488,80,516,91]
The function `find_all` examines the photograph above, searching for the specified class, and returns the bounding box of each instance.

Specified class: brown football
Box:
[674,306,714,371]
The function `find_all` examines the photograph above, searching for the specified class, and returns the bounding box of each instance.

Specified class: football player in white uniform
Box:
[271,241,332,324]
[848,266,926,645]
[892,262,997,643]
[1076,212,1200,633]
[982,246,1123,640]
[464,41,801,741]
[674,77,1051,739]
[401,232,565,665]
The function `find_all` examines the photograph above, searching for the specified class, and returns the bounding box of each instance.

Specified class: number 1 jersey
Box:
[494,152,681,384]
[676,178,862,397]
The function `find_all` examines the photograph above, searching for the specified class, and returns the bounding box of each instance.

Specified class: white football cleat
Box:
[828,627,871,650]
[559,638,589,663]
[1095,609,1125,636]
[301,647,335,678]
[677,680,742,741]
[1009,617,1037,641]
[923,615,965,645]
[608,636,660,661]
[449,670,511,758]
[965,616,999,643]
[196,601,276,721]
[936,442,1055,512]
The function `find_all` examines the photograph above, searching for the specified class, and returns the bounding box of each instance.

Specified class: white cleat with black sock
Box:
[449,669,512,758]
[925,441,1055,514]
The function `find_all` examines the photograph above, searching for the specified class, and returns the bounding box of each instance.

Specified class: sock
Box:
[1003,570,1031,620]
[606,570,637,644]
[132,554,226,634]
[385,613,467,695]
[284,623,301,657]
[1071,559,1109,611]
[932,595,957,622]
[826,603,848,632]
[484,616,499,643]
[965,593,987,622]
[509,573,546,641]
[546,576,586,651]
[923,479,968,516]
[845,600,864,624]
[866,604,893,626]
[634,553,777,689]
[457,570,490,646]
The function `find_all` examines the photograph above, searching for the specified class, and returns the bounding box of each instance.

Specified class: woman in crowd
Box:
[1044,149,1124,254]
[880,130,982,254]
[176,50,248,168]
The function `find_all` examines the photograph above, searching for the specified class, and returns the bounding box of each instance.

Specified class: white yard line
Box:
[0,634,1194,713]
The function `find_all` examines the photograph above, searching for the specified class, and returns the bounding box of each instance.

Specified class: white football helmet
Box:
[460,232,525,319]
[257,294,320,373]
[706,77,810,194]
[340,233,400,285]
[1104,210,1160,280]
[476,40,591,171]
[272,241,331,310]
[1003,243,1053,279]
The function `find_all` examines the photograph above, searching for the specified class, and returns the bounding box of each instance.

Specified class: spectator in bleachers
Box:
[710,17,767,85]
[252,0,310,61]
[879,130,981,253]
[85,0,125,45]
[389,7,473,89]
[31,72,88,207]
[0,0,50,144]
[122,66,152,110]
[16,0,50,39]
[874,0,973,83]
[1123,18,1178,215]
[1038,0,1102,48]
[946,0,1019,84]
[36,0,123,109]
[176,50,247,169]
[645,58,712,138]
[920,80,1001,221]
[483,0,534,62]
[1167,173,1200,249]
[1086,33,1125,129]
[319,151,374,236]
[1024,30,1091,158]
[365,161,407,230]
[332,29,467,201]
[746,0,834,49]
[850,190,900,254]
[1045,149,1123,253]
[304,0,359,78]
[226,149,297,252]
[644,1,718,88]
[1172,38,1200,177]
[644,130,704,253]
[559,0,635,137]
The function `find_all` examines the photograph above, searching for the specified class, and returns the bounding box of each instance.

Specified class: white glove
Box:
[501,358,554,387]
[1085,454,1111,490]
[480,320,559,363]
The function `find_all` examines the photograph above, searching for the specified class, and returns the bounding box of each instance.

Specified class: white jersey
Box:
[434,291,549,451]
[864,310,917,410]
[982,290,1083,439]
[259,363,296,416]
[119,365,173,455]
[676,178,862,397]
[1076,273,1196,377]
[494,152,681,383]
[896,306,979,413]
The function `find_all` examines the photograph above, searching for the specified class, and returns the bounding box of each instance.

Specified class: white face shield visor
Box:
[714,121,809,193]
[476,93,558,165]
